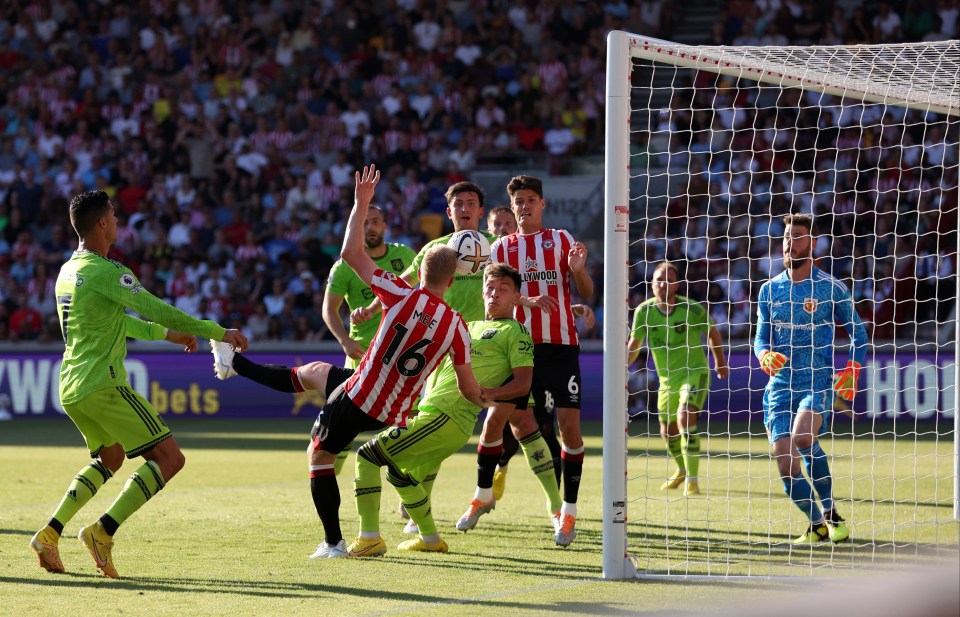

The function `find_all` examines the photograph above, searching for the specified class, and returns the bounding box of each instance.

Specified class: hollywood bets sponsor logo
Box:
[0,358,220,416]
[522,270,559,284]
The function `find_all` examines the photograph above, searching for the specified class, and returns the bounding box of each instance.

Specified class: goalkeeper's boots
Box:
[826,510,850,543]
[210,340,237,380]
[30,525,65,574]
[78,521,119,578]
[683,479,700,496]
[455,498,495,532]
[347,536,387,558]
[309,539,347,559]
[402,519,419,535]
[660,469,686,490]
[792,522,830,545]
[492,465,508,501]
[554,513,577,547]
[398,536,449,553]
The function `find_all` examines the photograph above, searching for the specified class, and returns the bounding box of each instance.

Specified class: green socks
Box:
[667,434,685,472]
[420,467,439,501]
[103,460,165,530]
[354,453,383,534]
[520,431,563,513]
[50,460,114,530]
[681,425,700,479]
[394,484,437,536]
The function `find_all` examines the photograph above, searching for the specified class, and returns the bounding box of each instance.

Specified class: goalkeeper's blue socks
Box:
[798,442,834,513]
[782,473,823,523]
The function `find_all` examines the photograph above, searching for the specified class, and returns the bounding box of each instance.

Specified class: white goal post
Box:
[602,31,959,580]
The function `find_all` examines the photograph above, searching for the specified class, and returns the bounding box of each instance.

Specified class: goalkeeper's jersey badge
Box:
[803,298,818,314]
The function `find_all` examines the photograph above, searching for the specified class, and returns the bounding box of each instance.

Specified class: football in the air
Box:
[447,230,491,276]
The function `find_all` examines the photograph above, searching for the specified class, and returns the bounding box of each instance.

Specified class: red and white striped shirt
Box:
[345,269,471,425]
[491,229,579,346]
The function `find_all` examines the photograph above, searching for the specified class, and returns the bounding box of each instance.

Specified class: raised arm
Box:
[340,164,381,287]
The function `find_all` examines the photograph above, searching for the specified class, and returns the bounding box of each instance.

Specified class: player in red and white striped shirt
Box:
[304,163,486,557]
[489,175,594,547]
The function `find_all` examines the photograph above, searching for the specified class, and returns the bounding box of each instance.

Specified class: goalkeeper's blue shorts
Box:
[762,387,831,444]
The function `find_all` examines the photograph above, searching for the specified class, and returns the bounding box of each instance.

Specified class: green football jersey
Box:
[419,318,534,434]
[327,243,416,348]
[630,295,713,387]
[403,231,495,323]
[55,250,227,405]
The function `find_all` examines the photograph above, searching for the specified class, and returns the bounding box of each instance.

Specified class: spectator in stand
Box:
[9,293,43,340]
[873,2,903,42]
[938,0,959,38]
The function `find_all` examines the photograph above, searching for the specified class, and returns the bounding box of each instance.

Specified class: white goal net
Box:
[602,32,960,579]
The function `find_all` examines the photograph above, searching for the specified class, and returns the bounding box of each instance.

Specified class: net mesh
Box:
[623,39,959,577]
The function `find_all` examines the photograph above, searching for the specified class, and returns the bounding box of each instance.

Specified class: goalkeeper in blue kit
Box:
[755,214,867,545]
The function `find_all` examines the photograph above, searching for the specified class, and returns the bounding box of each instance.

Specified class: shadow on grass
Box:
[713,488,956,511]
[0,572,588,605]
[4,418,947,454]
[0,528,32,536]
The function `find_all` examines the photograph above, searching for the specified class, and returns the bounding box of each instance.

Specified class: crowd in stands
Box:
[0,0,677,343]
[0,0,956,345]
[714,0,959,47]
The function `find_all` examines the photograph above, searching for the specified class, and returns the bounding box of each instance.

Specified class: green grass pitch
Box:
[1,418,956,616]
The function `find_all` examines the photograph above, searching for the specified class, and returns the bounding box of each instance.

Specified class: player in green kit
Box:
[323,205,415,474]
[29,190,248,578]
[324,205,416,368]
[478,206,595,512]
[628,262,728,496]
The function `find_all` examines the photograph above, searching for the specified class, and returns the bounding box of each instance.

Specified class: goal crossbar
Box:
[627,36,959,116]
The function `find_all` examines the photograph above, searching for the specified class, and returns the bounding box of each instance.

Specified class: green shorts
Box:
[373,409,470,483]
[657,371,710,424]
[63,386,171,459]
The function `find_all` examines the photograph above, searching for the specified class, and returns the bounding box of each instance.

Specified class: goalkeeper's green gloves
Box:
[833,361,862,401]
[758,350,788,377]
